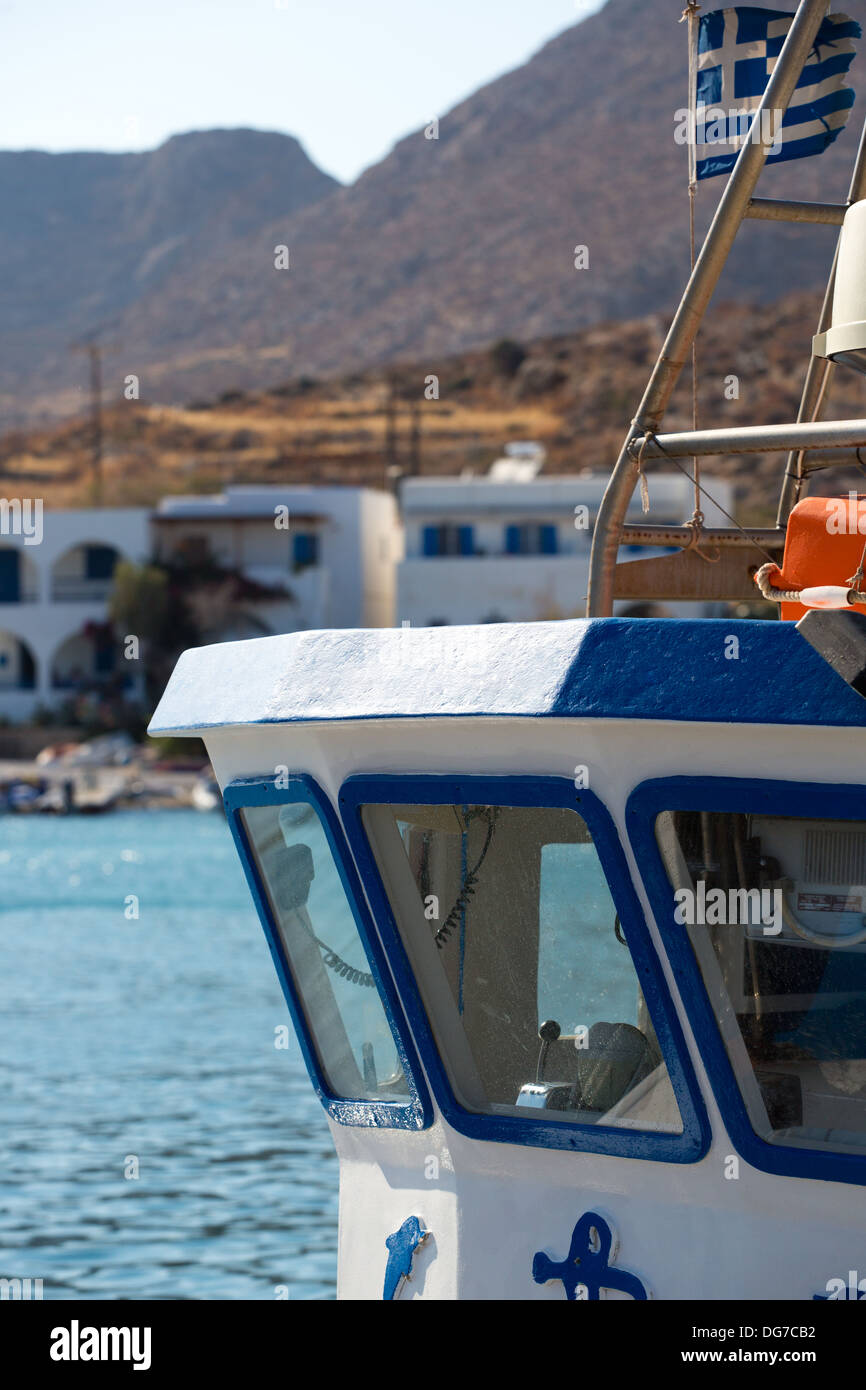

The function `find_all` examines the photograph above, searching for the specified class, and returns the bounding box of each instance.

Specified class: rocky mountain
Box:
[0,130,338,421]
[4,0,866,423]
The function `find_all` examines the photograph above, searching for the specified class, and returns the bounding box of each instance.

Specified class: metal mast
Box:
[586,0,866,615]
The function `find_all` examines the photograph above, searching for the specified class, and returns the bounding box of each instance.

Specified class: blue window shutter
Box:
[423,526,439,556]
[0,550,20,602]
[458,526,474,556]
[505,525,521,555]
[540,524,558,555]
[293,533,318,567]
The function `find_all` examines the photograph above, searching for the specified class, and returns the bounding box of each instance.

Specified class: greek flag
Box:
[695,7,860,179]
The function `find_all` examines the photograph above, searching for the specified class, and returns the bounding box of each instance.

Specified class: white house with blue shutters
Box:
[152,485,400,635]
[0,486,401,720]
[0,474,738,721]
[397,472,736,626]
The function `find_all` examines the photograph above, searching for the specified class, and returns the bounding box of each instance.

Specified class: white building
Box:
[0,487,401,720]
[397,471,736,626]
[0,472,736,722]
[152,486,400,634]
[0,509,151,721]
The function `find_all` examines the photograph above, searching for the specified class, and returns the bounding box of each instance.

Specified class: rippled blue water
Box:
[0,809,338,1300]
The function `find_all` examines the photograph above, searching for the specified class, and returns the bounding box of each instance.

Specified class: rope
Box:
[848,537,866,590]
[753,563,806,603]
[753,560,866,605]
[680,508,720,562]
[640,431,780,566]
[634,431,652,514]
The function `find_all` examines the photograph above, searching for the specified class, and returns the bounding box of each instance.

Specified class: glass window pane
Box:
[362,801,683,1133]
[538,841,641,1029]
[241,801,408,1103]
[655,809,866,1155]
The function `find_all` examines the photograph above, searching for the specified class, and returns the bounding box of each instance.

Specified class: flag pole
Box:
[682,1,703,540]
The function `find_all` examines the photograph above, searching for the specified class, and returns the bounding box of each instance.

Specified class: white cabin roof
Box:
[148,618,866,736]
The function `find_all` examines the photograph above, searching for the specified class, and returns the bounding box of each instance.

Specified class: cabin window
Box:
[655,809,866,1156]
[240,800,409,1104]
[360,801,683,1133]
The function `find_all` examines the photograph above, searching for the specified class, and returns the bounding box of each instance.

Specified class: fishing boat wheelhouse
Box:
[149,617,866,1300]
[150,0,866,1298]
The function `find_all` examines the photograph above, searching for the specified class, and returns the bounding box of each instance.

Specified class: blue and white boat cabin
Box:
[150,615,866,1300]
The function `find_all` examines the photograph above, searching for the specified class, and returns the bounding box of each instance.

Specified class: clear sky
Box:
[3,0,606,183]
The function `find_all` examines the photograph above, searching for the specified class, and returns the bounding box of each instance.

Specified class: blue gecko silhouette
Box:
[532,1212,647,1300]
[383,1216,428,1300]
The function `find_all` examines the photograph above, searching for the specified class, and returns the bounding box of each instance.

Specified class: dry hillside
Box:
[4,289,866,525]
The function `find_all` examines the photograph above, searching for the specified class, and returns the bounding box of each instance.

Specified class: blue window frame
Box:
[224,774,432,1130]
[339,774,709,1161]
[628,775,866,1187]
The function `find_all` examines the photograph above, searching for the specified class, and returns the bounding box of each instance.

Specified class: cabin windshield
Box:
[656,809,866,1156]
[241,801,408,1103]
[361,800,683,1133]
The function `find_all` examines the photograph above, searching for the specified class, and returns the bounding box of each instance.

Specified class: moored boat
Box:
[150,0,866,1299]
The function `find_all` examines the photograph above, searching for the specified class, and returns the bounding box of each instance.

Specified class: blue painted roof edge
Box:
[147,617,866,735]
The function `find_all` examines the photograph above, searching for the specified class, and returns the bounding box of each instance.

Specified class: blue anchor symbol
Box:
[532,1211,647,1301]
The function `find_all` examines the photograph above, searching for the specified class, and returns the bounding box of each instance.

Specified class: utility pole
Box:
[384,376,398,472]
[72,340,106,504]
[383,373,422,488]
[408,397,421,476]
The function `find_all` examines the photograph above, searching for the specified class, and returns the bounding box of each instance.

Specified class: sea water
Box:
[0,809,337,1300]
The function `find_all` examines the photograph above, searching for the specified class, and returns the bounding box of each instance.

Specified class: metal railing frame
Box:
[587,0,860,615]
